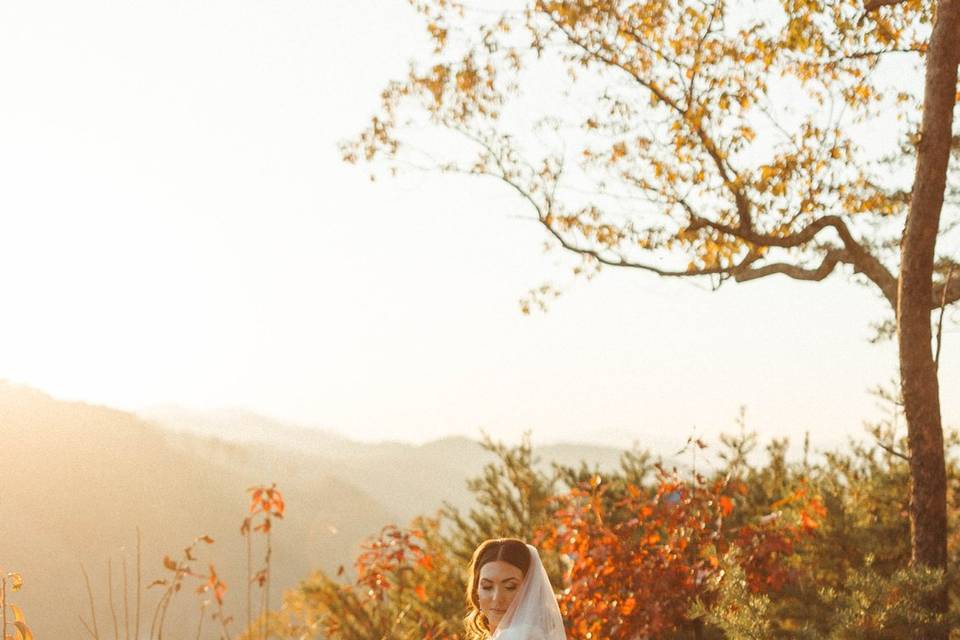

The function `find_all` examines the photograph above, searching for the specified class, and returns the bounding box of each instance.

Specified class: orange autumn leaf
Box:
[719,496,734,516]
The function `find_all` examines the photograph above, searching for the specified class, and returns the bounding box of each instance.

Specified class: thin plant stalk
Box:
[136,528,142,640]
[194,601,207,640]
[216,598,232,640]
[150,588,173,640]
[80,614,99,640]
[246,530,251,634]
[157,580,176,640]
[148,592,161,640]
[122,555,130,640]
[109,558,119,640]
[2,575,7,640]
[264,527,271,640]
[81,562,100,640]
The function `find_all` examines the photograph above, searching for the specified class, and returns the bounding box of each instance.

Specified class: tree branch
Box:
[863,0,908,11]
[732,248,850,283]
[538,9,903,293]
[542,10,742,196]
[824,47,924,63]
[680,204,899,305]
[445,90,901,305]
[876,440,911,462]
[934,265,954,371]
[932,270,960,309]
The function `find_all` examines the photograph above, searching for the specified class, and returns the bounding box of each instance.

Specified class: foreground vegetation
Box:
[9,403,955,639]
[259,418,959,639]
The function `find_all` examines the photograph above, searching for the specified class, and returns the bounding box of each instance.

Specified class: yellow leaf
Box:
[7,573,23,592]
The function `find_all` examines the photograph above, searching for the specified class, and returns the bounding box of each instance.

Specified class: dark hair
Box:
[464,538,531,639]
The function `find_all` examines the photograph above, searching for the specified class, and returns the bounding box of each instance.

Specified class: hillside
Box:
[0,383,395,639]
[1,384,636,639]
[142,406,637,521]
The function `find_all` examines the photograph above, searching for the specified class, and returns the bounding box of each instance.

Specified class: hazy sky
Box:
[1,1,956,452]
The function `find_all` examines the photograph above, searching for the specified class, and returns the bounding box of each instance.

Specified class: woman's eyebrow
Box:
[480,577,520,584]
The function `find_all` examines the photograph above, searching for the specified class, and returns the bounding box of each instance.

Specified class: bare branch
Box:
[537,217,731,277]
[824,47,924,63]
[876,440,911,462]
[680,204,899,304]
[685,0,723,104]
[864,0,908,11]
[932,270,960,309]
[732,248,850,283]
[935,265,955,370]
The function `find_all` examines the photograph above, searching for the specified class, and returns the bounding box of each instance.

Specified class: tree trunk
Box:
[897,1,960,638]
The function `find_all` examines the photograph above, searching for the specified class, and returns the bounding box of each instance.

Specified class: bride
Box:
[464,538,566,640]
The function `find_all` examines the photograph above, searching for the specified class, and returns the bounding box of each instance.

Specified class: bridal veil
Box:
[490,544,566,640]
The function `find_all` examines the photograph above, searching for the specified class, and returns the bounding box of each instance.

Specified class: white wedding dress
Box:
[490,544,566,640]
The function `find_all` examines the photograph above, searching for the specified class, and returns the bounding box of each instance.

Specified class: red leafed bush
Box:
[539,469,823,639]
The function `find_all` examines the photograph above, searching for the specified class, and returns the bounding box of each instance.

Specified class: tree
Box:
[897,0,960,633]
[344,1,960,634]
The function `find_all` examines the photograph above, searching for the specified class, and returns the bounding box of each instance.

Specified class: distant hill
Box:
[140,406,636,521]
[1,384,635,639]
[0,384,395,639]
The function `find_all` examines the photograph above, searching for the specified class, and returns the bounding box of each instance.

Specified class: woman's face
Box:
[477,560,524,631]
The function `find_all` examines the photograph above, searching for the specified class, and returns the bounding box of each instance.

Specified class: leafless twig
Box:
[876,440,911,462]
[935,264,954,371]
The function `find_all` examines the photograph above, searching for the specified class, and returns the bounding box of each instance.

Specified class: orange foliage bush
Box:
[539,470,824,639]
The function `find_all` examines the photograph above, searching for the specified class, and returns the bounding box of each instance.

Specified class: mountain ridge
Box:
[1,382,636,639]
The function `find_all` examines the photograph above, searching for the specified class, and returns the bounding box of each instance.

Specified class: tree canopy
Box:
[344,0,959,319]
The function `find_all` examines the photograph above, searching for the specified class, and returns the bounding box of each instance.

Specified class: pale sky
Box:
[1,1,956,453]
